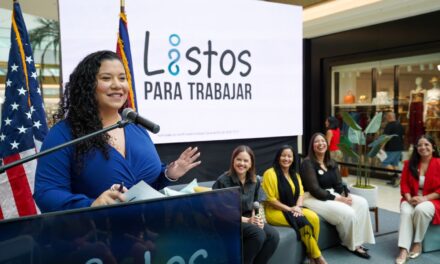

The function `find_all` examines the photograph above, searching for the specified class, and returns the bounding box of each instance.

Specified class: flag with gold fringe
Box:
[0,1,48,220]
[116,1,138,111]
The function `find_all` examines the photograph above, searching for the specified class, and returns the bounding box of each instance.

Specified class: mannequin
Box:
[407,77,426,146]
[425,77,440,143]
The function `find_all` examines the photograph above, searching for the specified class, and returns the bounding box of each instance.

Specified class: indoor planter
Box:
[349,183,379,207]
[338,111,394,207]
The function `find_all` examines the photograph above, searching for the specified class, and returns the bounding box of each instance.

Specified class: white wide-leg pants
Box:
[303,190,375,250]
[398,201,435,251]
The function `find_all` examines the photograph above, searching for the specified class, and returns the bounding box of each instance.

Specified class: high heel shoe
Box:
[313,256,327,264]
[395,254,409,264]
[409,244,422,259]
[351,248,370,259]
[359,245,369,251]
[303,257,315,264]
[409,251,421,259]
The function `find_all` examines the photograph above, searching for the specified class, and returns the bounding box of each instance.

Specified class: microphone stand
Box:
[0,119,131,174]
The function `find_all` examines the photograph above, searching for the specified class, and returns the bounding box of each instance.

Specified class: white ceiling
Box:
[303,0,440,38]
[1,0,440,38]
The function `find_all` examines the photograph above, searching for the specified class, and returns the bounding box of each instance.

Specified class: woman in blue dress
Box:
[34,50,200,212]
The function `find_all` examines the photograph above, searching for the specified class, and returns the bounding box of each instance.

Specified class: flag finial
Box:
[121,0,125,13]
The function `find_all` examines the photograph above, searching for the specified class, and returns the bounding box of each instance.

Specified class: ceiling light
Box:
[303,0,381,21]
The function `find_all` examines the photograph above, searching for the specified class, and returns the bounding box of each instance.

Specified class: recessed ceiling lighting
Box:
[303,0,381,21]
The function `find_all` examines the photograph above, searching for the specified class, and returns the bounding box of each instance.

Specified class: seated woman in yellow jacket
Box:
[262,145,327,264]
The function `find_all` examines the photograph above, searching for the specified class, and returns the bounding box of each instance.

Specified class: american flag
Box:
[116,4,138,111]
[0,2,48,220]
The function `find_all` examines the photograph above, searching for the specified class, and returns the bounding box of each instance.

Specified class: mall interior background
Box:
[1,0,440,182]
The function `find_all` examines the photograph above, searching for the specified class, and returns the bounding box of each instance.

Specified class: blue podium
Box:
[0,188,241,264]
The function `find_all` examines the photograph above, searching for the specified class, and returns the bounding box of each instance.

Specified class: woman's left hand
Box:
[165,147,201,180]
[336,195,352,206]
[291,206,303,217]
[250,215,264,229]
[409,195,428,205]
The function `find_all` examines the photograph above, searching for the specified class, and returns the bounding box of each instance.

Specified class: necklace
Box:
[108,128,125,156]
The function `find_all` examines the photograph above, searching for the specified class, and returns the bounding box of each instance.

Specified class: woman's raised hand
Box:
[166,147,201,180]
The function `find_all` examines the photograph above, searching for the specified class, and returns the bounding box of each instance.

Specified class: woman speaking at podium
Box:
[34,50,200,212]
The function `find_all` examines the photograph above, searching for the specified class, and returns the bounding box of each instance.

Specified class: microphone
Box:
[253,201,260,217]
[122,108,160,134]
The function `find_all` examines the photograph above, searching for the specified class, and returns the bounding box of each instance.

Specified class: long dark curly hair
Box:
[409,134,440,179]
[54,50,125,172]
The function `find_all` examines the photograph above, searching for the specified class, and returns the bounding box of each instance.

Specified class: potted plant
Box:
[338,111,394,207]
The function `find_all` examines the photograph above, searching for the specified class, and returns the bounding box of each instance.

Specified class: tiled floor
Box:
[343,175,401,213]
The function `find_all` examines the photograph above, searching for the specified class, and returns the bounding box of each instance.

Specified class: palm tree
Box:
[29,18,60,88]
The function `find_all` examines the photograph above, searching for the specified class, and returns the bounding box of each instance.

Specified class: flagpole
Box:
[2,0,49,219]
[117,0,138,111]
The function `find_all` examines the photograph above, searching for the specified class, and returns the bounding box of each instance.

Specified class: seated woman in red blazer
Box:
[395,135,440,264]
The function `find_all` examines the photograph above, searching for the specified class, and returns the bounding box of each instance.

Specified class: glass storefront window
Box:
[0,10,60,129]
[332,52,440,160]
[333,68,372,105]
[375,65,394,105]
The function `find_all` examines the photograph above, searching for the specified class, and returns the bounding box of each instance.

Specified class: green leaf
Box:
[348,127,358,144]
[348,128,365,145]
[339,135,352,148]
[367,134,395,157]
[338,142,359,160]
[368,135,385,148]
[341,112,362,131]
[364,112,383,134]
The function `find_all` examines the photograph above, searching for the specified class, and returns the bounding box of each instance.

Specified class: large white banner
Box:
[59,0,302,144]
